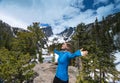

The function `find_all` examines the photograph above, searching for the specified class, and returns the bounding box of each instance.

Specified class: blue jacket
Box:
[54,49,82,81]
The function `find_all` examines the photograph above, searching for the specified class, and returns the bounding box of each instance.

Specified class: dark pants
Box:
[53,76,68,83]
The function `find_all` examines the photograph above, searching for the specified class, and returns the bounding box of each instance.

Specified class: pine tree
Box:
[27,22,46,62]
[73,17,119,83]
[11,22,46,63]
[11,31,36,55]
[72,23,95,82]
[0,48,35,83]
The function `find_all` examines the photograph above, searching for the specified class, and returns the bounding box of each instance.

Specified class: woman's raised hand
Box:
[80,48,88,56]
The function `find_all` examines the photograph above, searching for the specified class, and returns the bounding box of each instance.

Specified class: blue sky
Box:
[0,0,120,34]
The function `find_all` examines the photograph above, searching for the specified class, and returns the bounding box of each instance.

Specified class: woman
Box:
[53,42,88,83]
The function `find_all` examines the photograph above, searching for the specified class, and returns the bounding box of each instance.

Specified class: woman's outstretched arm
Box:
[68,49,88,59]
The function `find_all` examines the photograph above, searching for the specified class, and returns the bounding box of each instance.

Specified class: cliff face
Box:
[42,26,53,37]
[33,63,78,83]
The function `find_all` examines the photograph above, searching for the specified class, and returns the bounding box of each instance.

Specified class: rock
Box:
[33,63,78,83]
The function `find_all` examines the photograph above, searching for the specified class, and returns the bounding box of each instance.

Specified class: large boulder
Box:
[33,63,78,83]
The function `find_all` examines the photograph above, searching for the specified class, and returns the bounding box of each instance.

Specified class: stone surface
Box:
[33,63,78,83]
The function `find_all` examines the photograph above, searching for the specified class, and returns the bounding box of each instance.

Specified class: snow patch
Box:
[114,50,120,71]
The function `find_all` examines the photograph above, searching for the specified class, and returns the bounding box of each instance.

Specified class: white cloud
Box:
[0,12,28,29]
[93,0,109,6]
[0,0,119,34]
[114,0,120,10]
[0,1,81,23]
[53,3,116,33]
[52,25,66,34]
[52,9,96,34]
[0,0,85,33]
[61,9,96,26]
[96,3,114,20]
[70,0,84,9]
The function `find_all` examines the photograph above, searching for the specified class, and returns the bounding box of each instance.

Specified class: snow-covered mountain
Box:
[47,27,74,46]
[38,23,75,46]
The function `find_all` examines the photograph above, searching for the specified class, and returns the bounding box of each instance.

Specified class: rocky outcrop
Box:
[33,63,78,83]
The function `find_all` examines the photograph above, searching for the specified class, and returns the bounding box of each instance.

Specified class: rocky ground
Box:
[33,63,78,83]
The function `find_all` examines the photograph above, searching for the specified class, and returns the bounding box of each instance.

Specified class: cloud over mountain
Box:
[0,0,120,34]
